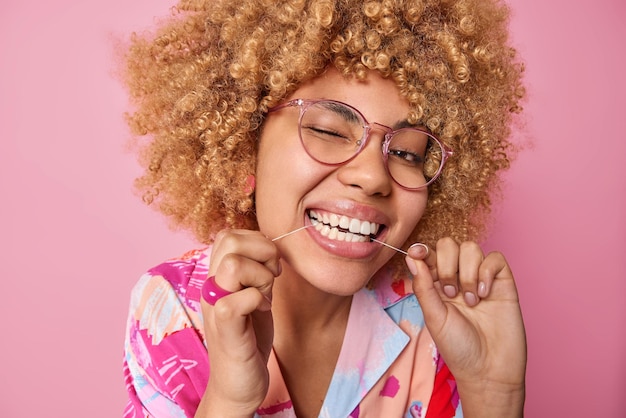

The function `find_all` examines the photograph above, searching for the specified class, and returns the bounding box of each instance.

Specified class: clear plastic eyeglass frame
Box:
[268,98,453,190]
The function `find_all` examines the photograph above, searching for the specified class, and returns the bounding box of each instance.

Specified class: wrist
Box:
[457,381,525,418]
[195,398,257,418]
[195,383,260,418]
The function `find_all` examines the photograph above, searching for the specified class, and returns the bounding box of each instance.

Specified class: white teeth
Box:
[360,221,371,236]
[308,210,381,243]
[349,218,360,234]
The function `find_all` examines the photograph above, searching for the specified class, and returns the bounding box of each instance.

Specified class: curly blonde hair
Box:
[122,0,525,248]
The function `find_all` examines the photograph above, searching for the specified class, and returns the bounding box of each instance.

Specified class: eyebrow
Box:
[393,120,416,130]
[319,100,420,131]
[320,101,362,124]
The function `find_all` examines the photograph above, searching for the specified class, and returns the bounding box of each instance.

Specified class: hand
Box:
[195,229,281,418]
[405,238,526,417]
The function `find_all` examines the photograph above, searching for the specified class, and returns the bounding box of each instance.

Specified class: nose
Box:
[335,130,393,196]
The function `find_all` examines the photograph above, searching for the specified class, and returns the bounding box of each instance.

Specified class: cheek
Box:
[257,144,305,194]
[254,132,325,227]
[397,191,429,233]
[256,131,332,195]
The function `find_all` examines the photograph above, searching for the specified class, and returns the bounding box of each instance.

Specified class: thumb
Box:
[405,255,447,330]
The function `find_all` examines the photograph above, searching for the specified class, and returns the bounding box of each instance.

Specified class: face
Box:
[255,67,428,296]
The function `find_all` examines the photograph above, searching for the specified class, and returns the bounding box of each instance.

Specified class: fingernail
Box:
[405,256,418,276]
[464,292,478,306]
[443,285,457,298]
[408,242,429,258]
[478,282,487,298]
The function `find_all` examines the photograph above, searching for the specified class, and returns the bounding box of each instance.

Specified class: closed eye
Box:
[303,125,352,143]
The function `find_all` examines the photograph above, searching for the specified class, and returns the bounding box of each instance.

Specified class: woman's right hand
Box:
[195,229,282,418]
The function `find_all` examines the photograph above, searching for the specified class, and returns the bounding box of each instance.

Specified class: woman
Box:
[122,0,527,416]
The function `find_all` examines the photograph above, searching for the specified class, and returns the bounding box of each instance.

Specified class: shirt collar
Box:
[318,267,412,417]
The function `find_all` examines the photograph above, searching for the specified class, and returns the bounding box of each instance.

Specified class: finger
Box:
[435,237,460,299]
[406,242,438,280]
[214,253,277,299]
[479,251,518,300]
[405,256,447,333]
[212,229,282,277]
[201,288,272,365]
[458,241,484,306]
[204,287,272,341]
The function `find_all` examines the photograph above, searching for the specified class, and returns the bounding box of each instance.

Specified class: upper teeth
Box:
[309,210,380,243]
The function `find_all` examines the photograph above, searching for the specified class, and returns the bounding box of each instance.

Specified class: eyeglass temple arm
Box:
[267,99,303,113]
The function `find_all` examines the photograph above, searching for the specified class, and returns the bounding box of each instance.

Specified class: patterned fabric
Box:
[123,248,462,417]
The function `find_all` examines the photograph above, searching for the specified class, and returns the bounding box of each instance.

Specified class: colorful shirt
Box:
[123,248,462,417]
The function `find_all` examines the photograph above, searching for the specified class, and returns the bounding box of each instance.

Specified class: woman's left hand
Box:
[405,238,526,417]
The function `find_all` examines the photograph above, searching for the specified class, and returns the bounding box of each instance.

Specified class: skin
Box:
[407,241,526,417]
[195,68,526,418]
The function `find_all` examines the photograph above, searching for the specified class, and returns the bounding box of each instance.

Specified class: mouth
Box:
[307,209,385,243]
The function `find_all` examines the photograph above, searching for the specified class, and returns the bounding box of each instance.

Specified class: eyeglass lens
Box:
[298,101,444,189]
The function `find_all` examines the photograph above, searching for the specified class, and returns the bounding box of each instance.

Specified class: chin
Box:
[297,262,376,296]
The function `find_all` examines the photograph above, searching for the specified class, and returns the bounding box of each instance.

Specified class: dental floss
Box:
[271,225,314,242]
[369,237,408,255]
[271,225,409,257]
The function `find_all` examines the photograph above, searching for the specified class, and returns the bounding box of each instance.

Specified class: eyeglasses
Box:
[268,99,452,190]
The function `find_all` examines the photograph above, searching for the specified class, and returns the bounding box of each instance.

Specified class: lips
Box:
[308,209,383,243]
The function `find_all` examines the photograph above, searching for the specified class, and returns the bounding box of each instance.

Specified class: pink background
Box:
[1,0,624,416]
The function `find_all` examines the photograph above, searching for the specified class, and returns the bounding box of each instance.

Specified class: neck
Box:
[270,264,352,418]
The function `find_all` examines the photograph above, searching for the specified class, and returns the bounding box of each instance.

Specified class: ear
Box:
[244,174,256,194]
